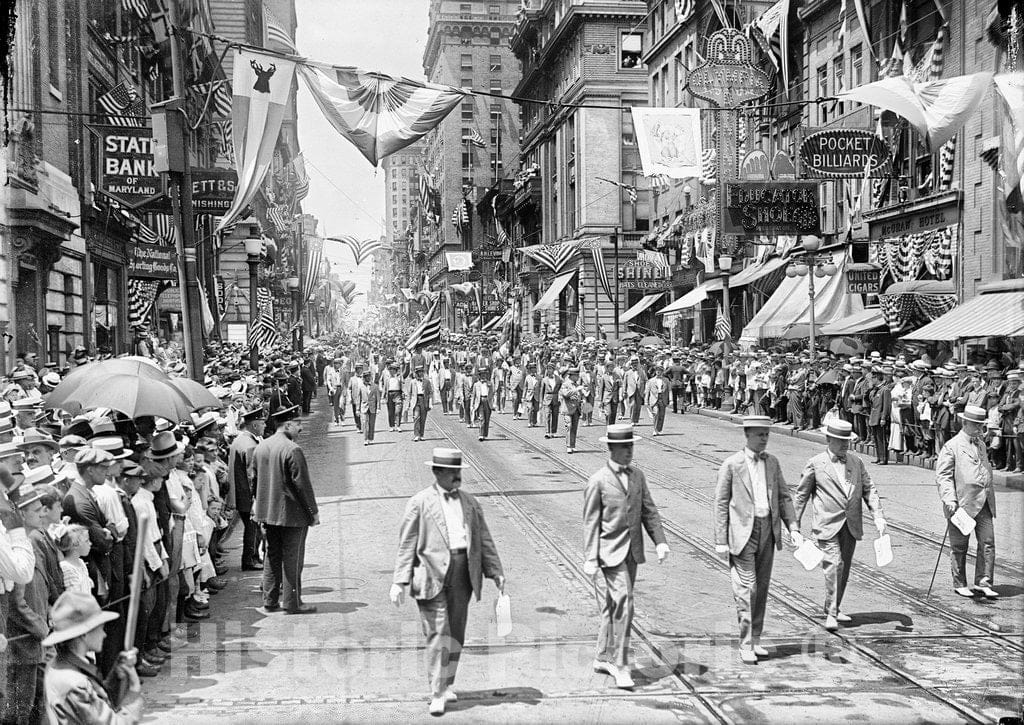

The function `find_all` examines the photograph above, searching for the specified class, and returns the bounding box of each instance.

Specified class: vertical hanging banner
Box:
[630,108,703,179]
[216,49,298,232]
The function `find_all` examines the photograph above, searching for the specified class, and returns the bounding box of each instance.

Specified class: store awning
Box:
[657,278,725,316]
[728,256,788,287]
[902,292,1024,340]
[481,309,511,332]
[620,292,666,323]
[740,251,864,341]
[883,279,956,295]
[818,307,887,336]
[531,270,577,312]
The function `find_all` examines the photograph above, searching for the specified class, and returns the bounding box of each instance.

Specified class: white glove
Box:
[874,518,887,537]
[389,583,406,607]
[656,543,670,562]
[790,530,805,548]
[715,544,730,555]
[583,560,599,577]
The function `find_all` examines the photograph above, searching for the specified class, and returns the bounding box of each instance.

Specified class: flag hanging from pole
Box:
[714,303,731,341]
[216,49,297,232]
[248,287,280,351]
[328,235,382,265]
[97,82,146,127]
[406,298,442,351]
[592,247,614,303]
[298,63,464,166]
[263,4,298,53]
[303,237,325,304]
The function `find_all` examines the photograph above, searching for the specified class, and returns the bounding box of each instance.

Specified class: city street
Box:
[142,395,1024,724]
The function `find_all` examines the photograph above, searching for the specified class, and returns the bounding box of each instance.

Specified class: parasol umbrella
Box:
[44,359,168,411]
[829,337,866,356]
[49,373,194,421]
[619,332,642,341]
[639,335,666,348]
[816,368,841,386]
[168,377,224,411]
[708,340,735,356]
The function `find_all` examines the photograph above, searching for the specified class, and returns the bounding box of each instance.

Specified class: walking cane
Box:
[926,527,948,599]
[115,512,150,703]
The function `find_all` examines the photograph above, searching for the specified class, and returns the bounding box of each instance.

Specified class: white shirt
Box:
[435,484,468,550]
[131,487,166,572]
[608,460,629,492]
[744,448,770,518]
[95,480,129,540]
[830,454,849,492]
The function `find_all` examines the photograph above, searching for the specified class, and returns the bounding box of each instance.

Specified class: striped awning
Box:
[620,292,666,323]
[657,278,724,316]
[531,270,577,312]
[482,309,511,332]
[727,256,788,287]
[819,307,887,336]
[902,292,1024,340]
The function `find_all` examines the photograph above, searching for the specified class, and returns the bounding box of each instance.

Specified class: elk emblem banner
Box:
[216,49,297,232]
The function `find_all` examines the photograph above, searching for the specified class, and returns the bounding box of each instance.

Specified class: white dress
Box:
[60,558,94,595]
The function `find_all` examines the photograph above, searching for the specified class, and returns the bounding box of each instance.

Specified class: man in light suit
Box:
[360,370,380,445]
[715,416,800,663]
[348,363,365,432]
[471,367,494,441]
[623,358,642,425]
[794,419,887,630]
[583,424,669,688]
[541,362,561,438]
[390,448,505,716]
[252,404,319,615]
[523,365,540,427]
[560,367,583,453]
[935,404,998,599]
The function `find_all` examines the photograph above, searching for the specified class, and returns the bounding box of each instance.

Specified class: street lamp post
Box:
[286,276,300,351]
[718,253,733,339]
[785,235,837,361]
[243,236,263,371]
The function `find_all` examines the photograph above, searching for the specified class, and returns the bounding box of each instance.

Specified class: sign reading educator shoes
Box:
[722,181,822,237]
[799,128,892,179]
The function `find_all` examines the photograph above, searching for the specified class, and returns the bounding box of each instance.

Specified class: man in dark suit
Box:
[228,407,265,570]
[65,448,115,601]
[583,424,669,688]
[794,420,887,631]
[252,405,319,615]
[286,363,302,410]
[410,365,433,442]
[299,359,317,414]
[390,448,504,716]
[868,367,893,464]
[715,416,800,663]
[360,370,380,445]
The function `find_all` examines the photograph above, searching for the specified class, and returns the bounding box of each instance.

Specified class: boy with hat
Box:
[715,416,800,663]
[390,448,505,716]
[583,424,669,688]
[935,405,999,598]
[794,420,887,630]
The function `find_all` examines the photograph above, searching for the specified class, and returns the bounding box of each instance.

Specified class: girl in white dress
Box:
[54,523,94,595]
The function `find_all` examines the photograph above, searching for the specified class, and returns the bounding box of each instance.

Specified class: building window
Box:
[490,29,501,45]
[47,0,61,92]
[462,151,472,168]
[461,53,473,71]
[489,78,501,93]
[461,102,474,121]
[462,176,473,188]
[461,77,473,88]
[488,4,500,17]
[459,3,472,18]
[817,66,828,124]
[652,69,660,106]
[851,45,863,106]
[489,54,502,72]
[620,32,643,69]
[833,57,845,114]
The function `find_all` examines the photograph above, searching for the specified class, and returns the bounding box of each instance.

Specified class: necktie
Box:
[831,454,847,464]
[443,490,460,501]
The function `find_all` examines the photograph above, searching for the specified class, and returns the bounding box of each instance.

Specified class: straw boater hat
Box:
[41,590,120,647]
[426,448,467,469]
[16,428,59,451]
[824,420,855,440]
[959,405,987,425]
[90,436,133,460]
[599,423,641,445]
[742,415,773,429]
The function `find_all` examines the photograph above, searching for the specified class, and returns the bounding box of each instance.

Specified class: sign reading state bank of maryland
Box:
[96,126,162,208]
[723,181,822,237]
[799,128,892,179]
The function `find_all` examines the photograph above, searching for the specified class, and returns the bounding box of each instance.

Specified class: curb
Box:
[687,406,1024,492]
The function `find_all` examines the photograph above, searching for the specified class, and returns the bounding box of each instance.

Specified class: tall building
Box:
[422,0,522,328]
[509,0,649,338]
[381,140,427,295]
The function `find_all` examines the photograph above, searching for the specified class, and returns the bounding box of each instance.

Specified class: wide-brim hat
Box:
[599,423,641,444]
[959,405,987,424]
[41,591,119,647]
[824,420,855,440]
[239,406,266,424]
[16,428,59,451]
[149,431,186,460]
[90,436,133,460]
[425,447,467,468]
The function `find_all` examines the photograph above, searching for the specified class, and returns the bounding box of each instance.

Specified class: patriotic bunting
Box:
[592,247,614,304]
[248,287,280,351]
[877,225,957,282]
[519,242,580,275]
[121,0,149,20]
[419,173,442,225]
[97,82,146,127]
[406,298,442,351]
[298,62,464,166]
[329,235,383,265]
[127,279,161,329]
[879,293,958,334]
[637,250,670,269]
[303,237,325,304]
[714,303,731,341]
[189,80,233,119]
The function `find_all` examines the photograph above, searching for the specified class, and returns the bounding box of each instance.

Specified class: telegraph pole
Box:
[166,0,206,380]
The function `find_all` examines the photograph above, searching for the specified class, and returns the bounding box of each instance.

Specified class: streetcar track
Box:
[475,414,1014,724]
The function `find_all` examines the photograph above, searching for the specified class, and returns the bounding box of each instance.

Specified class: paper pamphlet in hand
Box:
[495,593,512,637]
[794,540,825,571]
[951,508,976,536]
[874,534,893,567]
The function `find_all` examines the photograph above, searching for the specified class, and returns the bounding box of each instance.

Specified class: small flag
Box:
[263,4,297,53]
[462,129,487,148]
[97,82,145,127]
[121,0,150,20]
[406,298,441,351]
[714,303,731,341]
[329,236,383,266]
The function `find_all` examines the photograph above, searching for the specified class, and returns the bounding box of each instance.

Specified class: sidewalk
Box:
[687,405,1024,492]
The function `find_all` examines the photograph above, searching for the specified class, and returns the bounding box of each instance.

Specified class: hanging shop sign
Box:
[847,265,882,294]
[799,128,892,179]
[94,125,163,208]
[191,169,238,213]
[128,244,177,280]
[618,262,672,290]
[722,181,822,237]
[864,194,960,240]
[685,29,771,106]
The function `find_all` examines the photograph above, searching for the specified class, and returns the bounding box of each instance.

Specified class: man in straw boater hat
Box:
[793,419,887,631]
[390,448,505,716]
[715,415,801,664]
[252,404,319,615]
[935,404,999,599]
[583,423,669,688]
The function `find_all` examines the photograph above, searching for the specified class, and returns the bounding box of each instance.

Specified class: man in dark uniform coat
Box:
[229,407,266,570]
[300,359,317,414]
[253,405,319,614]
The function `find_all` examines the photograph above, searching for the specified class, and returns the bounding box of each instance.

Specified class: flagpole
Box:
[613,226,620,338]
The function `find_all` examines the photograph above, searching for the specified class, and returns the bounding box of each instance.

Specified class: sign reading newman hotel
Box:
[97,126,161,208]
[799,128,892,179]
[723,181,822,237]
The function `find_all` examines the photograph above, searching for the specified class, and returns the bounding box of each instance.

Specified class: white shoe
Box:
[836,612,852,623]
[443,688,458,702]
[740,648,758,664]
[363,441,368,446]
[954,587,976,598]
[974,586,999,599]
[612,664,634,688]
[593,659,613,675]
[428,697,446,715]
[567,447,573,454]
[752,644,769,657]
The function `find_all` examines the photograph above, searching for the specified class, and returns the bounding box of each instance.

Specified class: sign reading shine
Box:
[799,128,892,179]
[723,181,822,236]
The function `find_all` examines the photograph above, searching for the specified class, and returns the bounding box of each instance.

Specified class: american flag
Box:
[596,176,638,204]
[189,80,232,118]
[97,82,145,127]
[674,0,695,22]
[575,304,584,340]
[462,129,487,148]
[329,236,382,266]
[495,217,510,245]
[289,154,310,201]
[248,287,280,351]
[263,5,297,53]
[637,250,670,269]
[121,0,150,20]
[714,303,732,341]
[127,278,160,329]
[405,298,441,351]
[212,120,233,160]
[302,237,324,304]
[519,242,580,275]
[592,246,614,303]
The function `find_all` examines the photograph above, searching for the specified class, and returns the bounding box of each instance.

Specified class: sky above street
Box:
[294,0,429,311]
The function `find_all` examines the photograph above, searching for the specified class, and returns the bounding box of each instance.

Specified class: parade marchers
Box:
[0,329,1006,720]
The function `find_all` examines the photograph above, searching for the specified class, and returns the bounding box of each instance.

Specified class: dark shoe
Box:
[263,603,282,612]
[206,576,228,590]
[144,648,169,663]
[242,562,264,571]
[136,661,161,677]
[189,598,209,610]
[156,641,174,654]
[184,607,210,621]
[285,604,317,615]
[214,563,229,576]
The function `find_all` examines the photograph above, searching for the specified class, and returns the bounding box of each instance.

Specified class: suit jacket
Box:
[541,376,560,407]
[63,482,112,588]
[29,527,64,604]
[849,377,868,414]
[794,451,882,541]
[471,380,494,412]
[227,430,260,513]
[252,431,318,527]
[715,450,796,555]
[392,486,503,601]
[600,373,620,405]
[583,464,667,568]
[362,382,381,414]
[559,379,581,415]
[868,383,892,426]
[623,369,640,399]
[645,377,669,408]
[936,430,996,518]
[300,365,317,393]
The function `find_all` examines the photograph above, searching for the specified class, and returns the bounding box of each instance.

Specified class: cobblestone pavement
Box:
[141,393,1024,724]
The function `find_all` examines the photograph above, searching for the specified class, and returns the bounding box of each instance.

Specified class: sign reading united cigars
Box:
[799,128,892,179]
[722,181,822,236]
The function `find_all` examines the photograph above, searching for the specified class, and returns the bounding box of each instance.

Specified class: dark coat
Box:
[300,365,317,393]
[252,431,318,527]
[63,482,112,592]
[9,535,52,664]
[868,382,892,427]
[29,528,64,605]
[227,430,260,514]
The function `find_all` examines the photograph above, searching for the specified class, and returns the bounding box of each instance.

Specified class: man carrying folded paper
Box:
[794,419,887,632]
[935,404,998,599]
[715,415,800,664]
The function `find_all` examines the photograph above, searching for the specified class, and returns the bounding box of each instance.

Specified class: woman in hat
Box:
[43,590,143,724]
